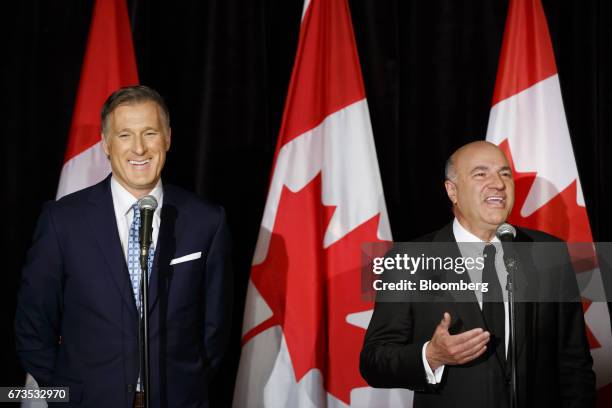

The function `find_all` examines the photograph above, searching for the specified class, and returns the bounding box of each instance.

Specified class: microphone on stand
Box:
[496,222,518,408]
[496,222,516,242]
[138,195,158,259]
[497,223,519,274]
[137,194,157,408]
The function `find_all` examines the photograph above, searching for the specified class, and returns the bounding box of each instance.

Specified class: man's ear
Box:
[165,127,172,151]
[444,180,457,205]
[101,133,110,156]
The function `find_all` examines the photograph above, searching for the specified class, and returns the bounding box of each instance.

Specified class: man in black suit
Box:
[15,86,232,407]
[360,141,595,407]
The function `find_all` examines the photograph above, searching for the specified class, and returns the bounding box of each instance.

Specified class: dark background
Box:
[2,0,611,406]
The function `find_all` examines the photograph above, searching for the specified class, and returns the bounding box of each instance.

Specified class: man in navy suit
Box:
[15,86,232,407]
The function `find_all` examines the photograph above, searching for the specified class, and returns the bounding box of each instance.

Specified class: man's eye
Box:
[474,172,485,177]
[145,132,157,137]
[501,172,513,177]
[118,134,129,138]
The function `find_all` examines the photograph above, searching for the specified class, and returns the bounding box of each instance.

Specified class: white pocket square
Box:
[170,252,202,265]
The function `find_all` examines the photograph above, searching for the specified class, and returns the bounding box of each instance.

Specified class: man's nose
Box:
[490,173,505,189]
[131,135,146,155]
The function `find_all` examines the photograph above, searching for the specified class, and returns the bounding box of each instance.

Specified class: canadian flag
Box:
[22,1,138,407]
[485,0,612,405]
[233,0,411,406]
[56,0,138,199]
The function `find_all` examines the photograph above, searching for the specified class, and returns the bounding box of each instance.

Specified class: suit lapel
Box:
[511,230,538,361]
[147,186,180,313]
[86,177,138,316]
[433,224,487,331]
[85,178,187,316]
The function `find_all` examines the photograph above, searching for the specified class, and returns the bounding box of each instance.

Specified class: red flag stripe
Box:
[491,0,557,106]
[275,0,366,151]
[63,0,138,162]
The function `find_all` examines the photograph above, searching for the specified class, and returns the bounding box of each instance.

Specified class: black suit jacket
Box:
[15,176,233,408]
[360,222,595,408]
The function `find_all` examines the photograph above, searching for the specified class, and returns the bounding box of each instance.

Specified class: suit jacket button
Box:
[127,384,134,393]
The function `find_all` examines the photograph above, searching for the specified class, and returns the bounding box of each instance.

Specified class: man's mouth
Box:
[129,159,151,166]
[484,196,505,207]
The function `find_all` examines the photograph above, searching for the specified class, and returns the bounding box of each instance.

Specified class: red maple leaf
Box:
[500,139,600,349]
[244,173,385,404]
[499,139,594,244]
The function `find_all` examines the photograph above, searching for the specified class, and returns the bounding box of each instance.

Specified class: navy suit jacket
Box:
[15,176,232,408]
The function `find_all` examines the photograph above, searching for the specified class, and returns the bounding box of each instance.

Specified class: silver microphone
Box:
[496,223,516,242]
[138,195,158,253]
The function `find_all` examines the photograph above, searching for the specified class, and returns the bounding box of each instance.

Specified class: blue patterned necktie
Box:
[127,203,155,316]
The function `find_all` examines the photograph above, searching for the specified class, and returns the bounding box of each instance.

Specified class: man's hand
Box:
[426,313,490,371]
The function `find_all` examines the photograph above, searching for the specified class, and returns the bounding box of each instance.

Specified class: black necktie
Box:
[482,244,505,361]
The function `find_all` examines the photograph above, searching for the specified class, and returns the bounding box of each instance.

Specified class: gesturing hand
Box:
[425,312,490,371]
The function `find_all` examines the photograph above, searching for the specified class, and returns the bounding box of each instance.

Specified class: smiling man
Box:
[443,141,515,242]
[360,141,595,407]
[102,95,171,198]
[16,86,232,408]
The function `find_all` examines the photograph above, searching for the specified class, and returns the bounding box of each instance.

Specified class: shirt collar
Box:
[452,218,500,243]
[110,176,164,216]
[453,218,502,259]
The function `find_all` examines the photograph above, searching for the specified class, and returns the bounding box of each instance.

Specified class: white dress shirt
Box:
[110,176,163,259]
[422,218,509,384]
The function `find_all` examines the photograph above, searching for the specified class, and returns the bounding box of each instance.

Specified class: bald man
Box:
[360,142,595,407]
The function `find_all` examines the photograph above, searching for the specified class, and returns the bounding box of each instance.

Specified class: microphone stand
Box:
[136,195,157,408]
[140,248,151,408]
[504,251,519,408]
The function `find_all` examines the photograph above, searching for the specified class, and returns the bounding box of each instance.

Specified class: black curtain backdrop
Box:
[2,1,611,406]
